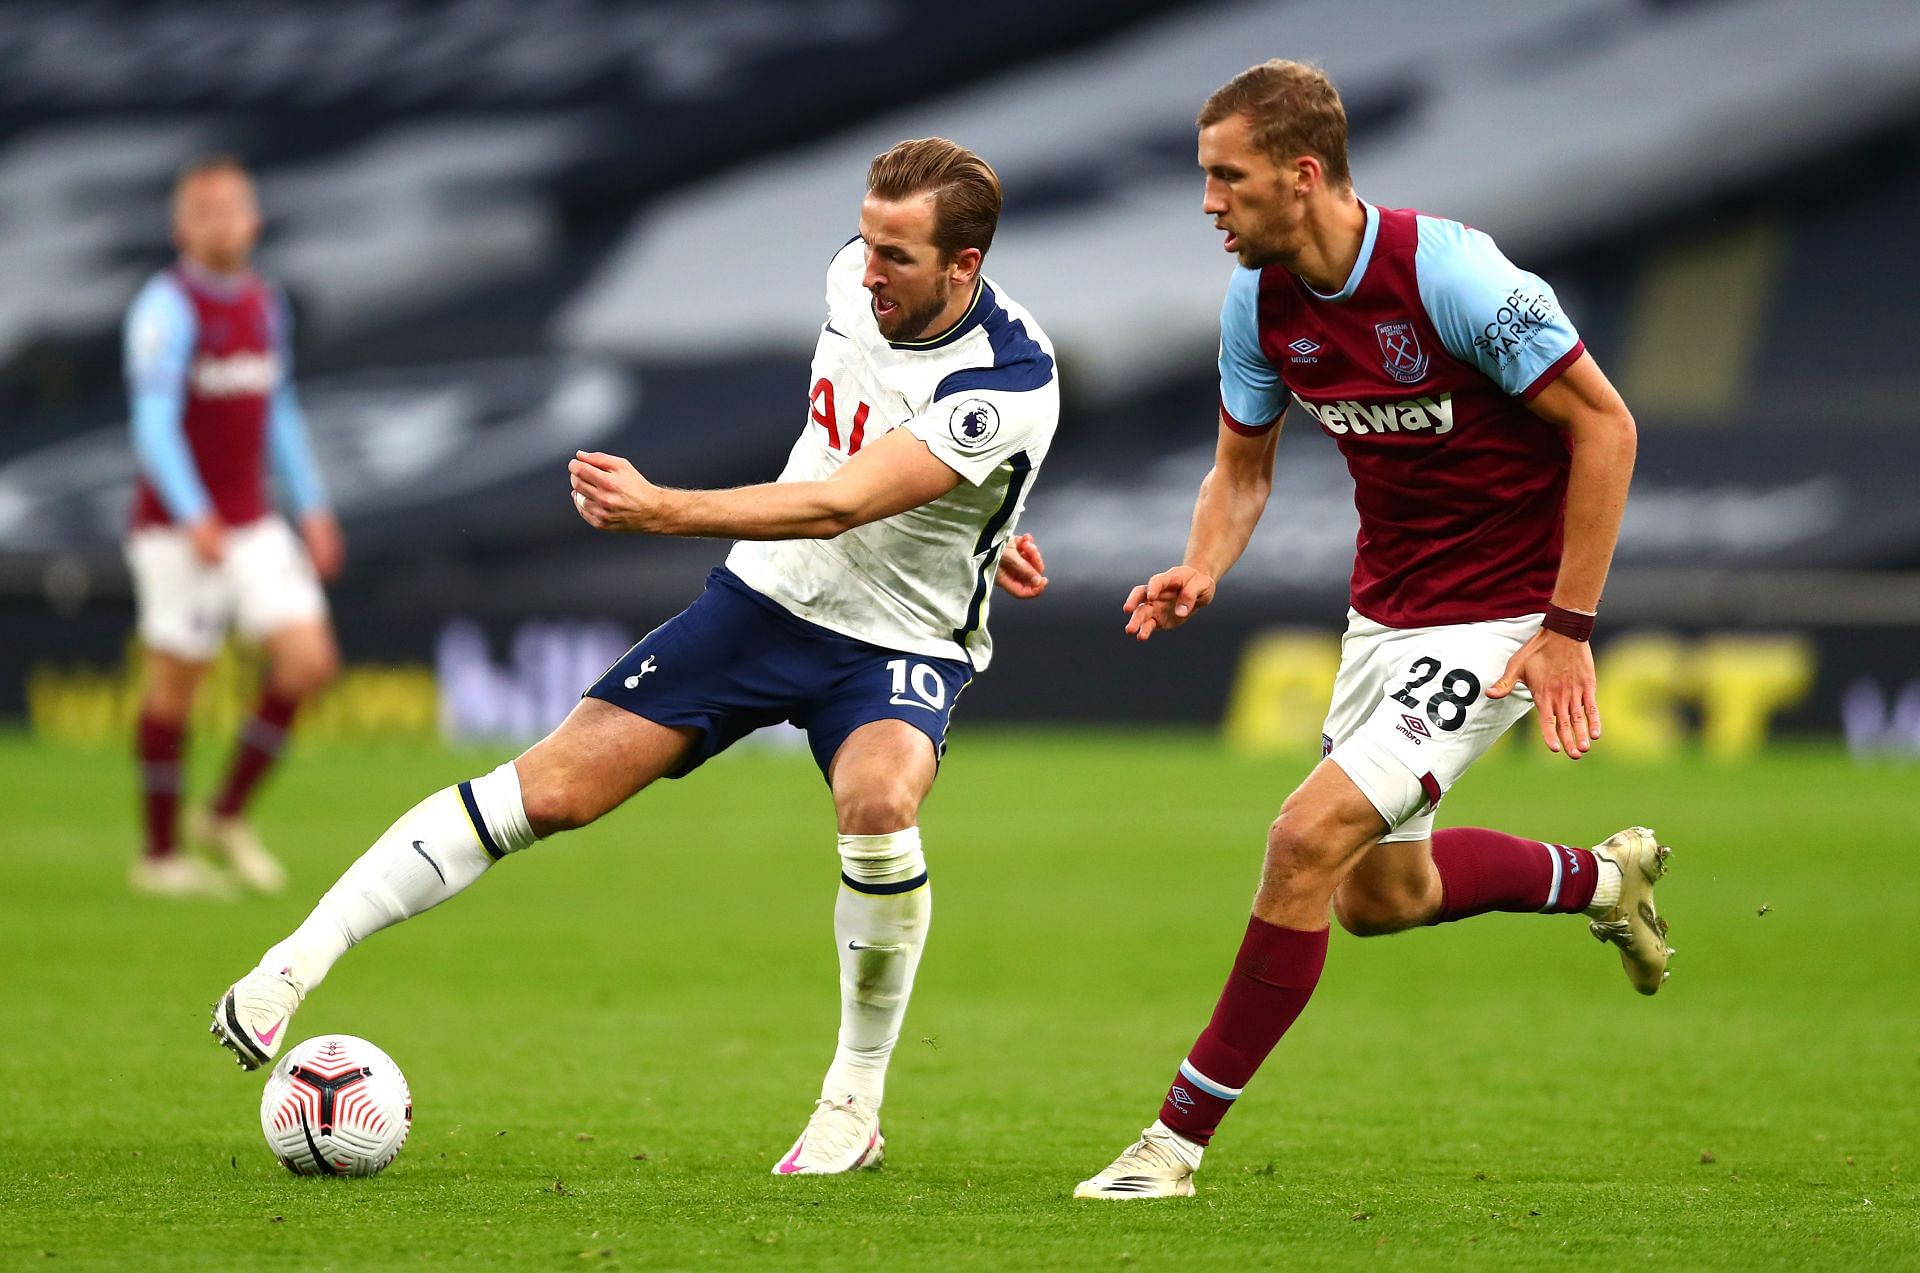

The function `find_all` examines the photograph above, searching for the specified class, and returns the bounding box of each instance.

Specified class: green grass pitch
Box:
[2,730,1915,1269]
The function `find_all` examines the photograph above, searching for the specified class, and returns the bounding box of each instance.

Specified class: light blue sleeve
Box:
[124,275,211,522]
[1414,216,1583,398]
[264,288,329,514]
[1217,266,1287,430]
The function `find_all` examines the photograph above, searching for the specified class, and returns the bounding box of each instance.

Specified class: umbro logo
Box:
[623,656,658,689]
[1396,713,1432,745]
[1287,337,1321,357]
[1169,1084,1196,1110]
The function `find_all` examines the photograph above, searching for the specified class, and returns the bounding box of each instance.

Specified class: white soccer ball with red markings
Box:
[259,1034,412,1177]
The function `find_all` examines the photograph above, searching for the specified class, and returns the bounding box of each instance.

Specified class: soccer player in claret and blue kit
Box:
[1076,61,1672,1199]
[123,155,343,900]
[213,138,1061,1175]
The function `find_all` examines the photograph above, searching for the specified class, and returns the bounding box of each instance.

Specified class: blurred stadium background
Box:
[7,4,1920,1266]
[5,0,1920,757]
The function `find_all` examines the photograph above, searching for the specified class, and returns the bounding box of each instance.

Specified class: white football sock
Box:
[1584,854,1624,917]
[258,762,536,990]
[820,828,930,1111]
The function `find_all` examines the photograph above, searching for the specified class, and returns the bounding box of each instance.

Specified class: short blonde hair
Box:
[173,152,251,197]
[1198,60,1351,187]
[866,137,1002,258]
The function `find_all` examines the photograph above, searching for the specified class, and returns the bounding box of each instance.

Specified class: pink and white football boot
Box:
[771,1095,885,1175]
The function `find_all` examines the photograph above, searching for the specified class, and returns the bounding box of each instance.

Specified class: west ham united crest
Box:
[1374,320,1429,385]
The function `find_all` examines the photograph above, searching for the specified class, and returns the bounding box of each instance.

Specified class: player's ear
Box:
[1293,154,1322,198]
[948,246,983,286]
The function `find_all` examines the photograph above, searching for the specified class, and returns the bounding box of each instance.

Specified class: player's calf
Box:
[208,763,537,1069]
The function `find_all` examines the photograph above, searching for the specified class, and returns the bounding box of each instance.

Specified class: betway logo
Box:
[191,352,279,398]
[1294,392,1454,437]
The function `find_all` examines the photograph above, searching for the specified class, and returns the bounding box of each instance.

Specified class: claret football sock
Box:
[821,829,930,1111]
[257,762,536,990]
[136,712,186,858]
[212,689,300,818]
[1157,917,1329,1145]
[1429,827,1610,922]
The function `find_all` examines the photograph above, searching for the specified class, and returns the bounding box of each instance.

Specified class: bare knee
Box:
[1265,790,1363,874]
[514,760,606,836]
[835,783,920,836]
[142,656,205,722]
[1254,785,1390,928]
[1259,810,1351,910]
[269,643,340,700]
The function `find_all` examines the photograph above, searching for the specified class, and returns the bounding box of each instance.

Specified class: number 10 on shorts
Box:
[887,659,948,713]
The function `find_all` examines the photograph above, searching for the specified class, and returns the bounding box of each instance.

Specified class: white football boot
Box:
[1588,826,1674,995]
[1073,1120,1204,1199]
[129,854,235,900]
[771,1096,885,1175]
[191,808,288,894]
[211,966,306,1069]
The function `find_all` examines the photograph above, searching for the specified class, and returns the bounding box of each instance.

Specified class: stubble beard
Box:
[877,280,951,342]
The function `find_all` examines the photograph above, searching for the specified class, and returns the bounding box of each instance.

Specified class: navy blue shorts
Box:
[583,567,972,779]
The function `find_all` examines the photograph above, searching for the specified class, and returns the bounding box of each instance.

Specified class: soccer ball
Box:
[259,1035,412,1176]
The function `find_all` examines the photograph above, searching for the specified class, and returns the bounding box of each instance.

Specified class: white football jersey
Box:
[726,239,1059,671]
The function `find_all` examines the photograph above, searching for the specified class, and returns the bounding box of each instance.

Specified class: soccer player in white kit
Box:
[212,139,1060,1175]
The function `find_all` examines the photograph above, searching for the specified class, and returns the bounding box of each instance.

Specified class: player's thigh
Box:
[126,527,230,663]
[808,646,968,828]
[827,718,939,835]
[513,697,699,836]
[1326,615,1537,838]
[229,517,329,653]
[583,570,830,779]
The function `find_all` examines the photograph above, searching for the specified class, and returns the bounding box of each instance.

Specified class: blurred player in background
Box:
[124,155,343,899]
[213,138,1057,1176]
[1077,62,1669,1199]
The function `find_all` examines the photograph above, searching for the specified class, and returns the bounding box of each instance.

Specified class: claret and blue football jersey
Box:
[1217,202,1585,628]
[123,262,327,531]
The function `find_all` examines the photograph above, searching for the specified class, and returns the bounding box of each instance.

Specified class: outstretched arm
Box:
[1487,352,1637,758]
[1122,409,1282,640]
[567,427,963,541]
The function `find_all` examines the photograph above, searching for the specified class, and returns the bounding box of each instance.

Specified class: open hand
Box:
[1121,565,1216,642]
[1488,628,1600,758]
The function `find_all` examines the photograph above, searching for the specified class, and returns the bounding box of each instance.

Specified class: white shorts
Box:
[126,515,328,661]
[1324,607,1540,843]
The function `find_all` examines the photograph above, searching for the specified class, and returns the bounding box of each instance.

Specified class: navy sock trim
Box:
[457,780,504,860]
[841,870,929,895]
